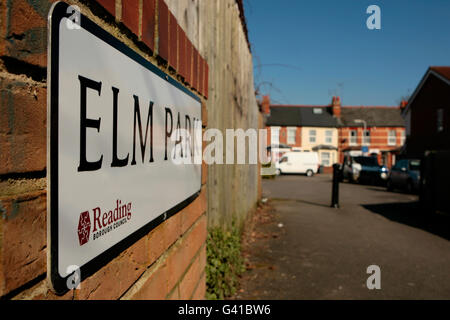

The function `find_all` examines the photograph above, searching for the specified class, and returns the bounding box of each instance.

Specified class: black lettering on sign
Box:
[132,96,154,165]
[164,107,173,161]
[77,75,103,172]
[185,115,192,159]
[174,112,183,159]
[111,87,129,167]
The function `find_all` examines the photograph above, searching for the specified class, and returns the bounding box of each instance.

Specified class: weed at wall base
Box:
[205,222,245,300]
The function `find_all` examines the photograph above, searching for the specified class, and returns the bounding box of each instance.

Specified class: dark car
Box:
[342,155,389,184]
[387,159,421,193]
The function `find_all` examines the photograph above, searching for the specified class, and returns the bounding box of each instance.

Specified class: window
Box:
[313,108,323,114]
[321,152,331,166]
[271,127,280,146]
[287,127,296,145]
[388,130,396,146]
[363,130,371,145]
[437,108,444,132]
[309,130,316,143]
[325,130,333,144]
[349,130,357,146]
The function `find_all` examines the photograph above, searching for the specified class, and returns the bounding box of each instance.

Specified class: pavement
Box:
[235,174,450,299]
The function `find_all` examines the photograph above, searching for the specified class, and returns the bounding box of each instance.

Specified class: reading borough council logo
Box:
[78,211,91,246]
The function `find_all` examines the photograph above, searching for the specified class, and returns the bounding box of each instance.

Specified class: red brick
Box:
[96,0,115,16]
[201,100,208,128]
[11,281,74,300]
[177,26,187,79]
[131,263,168,300]
[166,215,206,291]
[158,0,169,62]
[147,223,166,264]
[3,0,50,67]
[181,189,207,234]
[75,237,149,300]
[202,159,208,186]
[200,56,206,96]
[185,40,193,85]
[204,61,209,99]
[192,47,199,91]
[163,212,181,249]
[122,0,140,36]
[0,191,47,297]
[191,272,206,300]
[0,1,6,56]
[168,12,178,70]
[75,247,148,300]
[0,79,46,175]
[179,253,201,299]
[167,286,180,300]
[142,0,156,51]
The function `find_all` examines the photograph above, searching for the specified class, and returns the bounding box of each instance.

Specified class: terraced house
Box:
[262,96,406,172]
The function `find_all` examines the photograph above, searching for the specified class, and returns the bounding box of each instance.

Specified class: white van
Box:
[276,151,319,177]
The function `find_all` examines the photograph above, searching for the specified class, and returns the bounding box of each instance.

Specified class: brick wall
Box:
[0,0,212,300]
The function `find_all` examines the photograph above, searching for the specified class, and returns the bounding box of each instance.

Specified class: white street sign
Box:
[48,2,202,293]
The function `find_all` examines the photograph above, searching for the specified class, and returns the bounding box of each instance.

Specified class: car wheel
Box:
[276,169,281,176]
[306,170,314,177]
[387,179,394,191]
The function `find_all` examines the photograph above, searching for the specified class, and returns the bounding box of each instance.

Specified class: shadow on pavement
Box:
[271,197,331,208]
[362,201,450,241]
[365,187,419,195]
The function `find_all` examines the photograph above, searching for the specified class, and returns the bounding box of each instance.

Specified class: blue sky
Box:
[243,0,450,106]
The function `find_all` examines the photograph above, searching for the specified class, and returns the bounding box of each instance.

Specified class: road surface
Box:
[236,174,450,299]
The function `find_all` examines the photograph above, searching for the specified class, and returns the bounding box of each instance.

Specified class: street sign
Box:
[362,146,369,154]
[48,2,202,293]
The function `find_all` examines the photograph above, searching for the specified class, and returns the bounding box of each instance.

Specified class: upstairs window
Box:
[349,130,357,146]
[309,130,317,143]
[388,130,396,146]
[325,130,333,144]
[363,130,371,145]
[287,127,296,145]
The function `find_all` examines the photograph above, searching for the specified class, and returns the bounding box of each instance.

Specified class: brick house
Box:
[262,98,339,172]
[334,97,406,168]
[400,66,450,214]
[401,66,450,157]
[262,95,406,171]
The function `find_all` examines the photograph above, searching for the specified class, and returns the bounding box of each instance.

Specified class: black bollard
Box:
[331,163,340,208]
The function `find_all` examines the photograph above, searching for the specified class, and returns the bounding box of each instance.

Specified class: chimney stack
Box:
[262,95,271,115]
[332,96,341,118]
[400,99,408,110]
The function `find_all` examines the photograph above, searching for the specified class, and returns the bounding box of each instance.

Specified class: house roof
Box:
[430,66,450,81]
[339,107,405,127]
[403,66,450,115]
[266,105,404,128]
[266,106,339,127]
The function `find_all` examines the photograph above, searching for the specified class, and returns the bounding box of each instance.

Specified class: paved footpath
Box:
[235,174,450,299]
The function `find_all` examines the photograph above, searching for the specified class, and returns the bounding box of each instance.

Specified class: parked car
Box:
[276,152,319,176]
[342,155,389,184]
[386,159,421,193]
